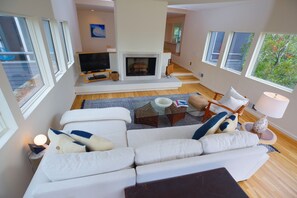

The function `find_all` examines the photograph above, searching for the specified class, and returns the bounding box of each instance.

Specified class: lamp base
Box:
[252,115,268,134]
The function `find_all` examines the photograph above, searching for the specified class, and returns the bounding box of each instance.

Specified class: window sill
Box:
[221,67,242,75]
[55,70,66,82]
[247,75,293,93]
[0,126,18,150]
[21,84,54,119]
[67,60,75,68]
[202,61,217,67]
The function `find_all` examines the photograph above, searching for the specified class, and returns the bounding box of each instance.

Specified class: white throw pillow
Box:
[135,139,203,166]
[41,147,135,181]
[199,131,259,154]
[222,86,248,103]
[55,135,87,154]
[70,130,113,151]
[48,128,86,153]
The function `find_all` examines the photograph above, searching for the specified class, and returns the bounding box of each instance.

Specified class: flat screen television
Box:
[78,52,110,73]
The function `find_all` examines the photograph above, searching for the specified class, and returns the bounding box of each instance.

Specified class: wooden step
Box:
[176,76,200,84]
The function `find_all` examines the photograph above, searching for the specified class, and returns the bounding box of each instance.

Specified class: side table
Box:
[28,145,48,172]
[241,122,277,145]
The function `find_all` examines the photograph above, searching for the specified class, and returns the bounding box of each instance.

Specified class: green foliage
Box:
[253,33,297,89]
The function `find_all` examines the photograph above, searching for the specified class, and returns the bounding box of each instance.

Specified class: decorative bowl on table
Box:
[154,97,172,108]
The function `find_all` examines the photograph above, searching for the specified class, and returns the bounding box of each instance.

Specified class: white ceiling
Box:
[75,0,250,13]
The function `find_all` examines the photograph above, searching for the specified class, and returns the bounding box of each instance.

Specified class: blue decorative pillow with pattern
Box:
[192,112,228,140]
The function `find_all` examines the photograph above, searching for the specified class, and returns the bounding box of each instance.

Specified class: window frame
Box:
[0,88,18,150]
[59,21,74,68]
[42,19,66,81]
[20,17,54,117]
[221,32,254,75]
[246,32,295,93]
[202,31,225,66]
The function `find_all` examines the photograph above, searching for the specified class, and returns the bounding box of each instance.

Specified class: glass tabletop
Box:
[133,99,201,119]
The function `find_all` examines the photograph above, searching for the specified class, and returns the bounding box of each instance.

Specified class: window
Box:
[0,89,18,149]
[43,20,60,74]
[222,32,254,73]
[0,16,46,107]
[58,21,74,66]
[203,31,225,66]
[249,33,297,91]
[0,113,7,135]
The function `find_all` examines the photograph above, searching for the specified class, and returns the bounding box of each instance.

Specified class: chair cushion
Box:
[199,131,259,154]
[70,130,113,151]
[217,113,238,133]
[135,139,203,166]
[192,112,228,140]
[41,147,135,181]
[222,86,248,103]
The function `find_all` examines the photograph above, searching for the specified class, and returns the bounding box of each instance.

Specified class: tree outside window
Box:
[251,33,297,90]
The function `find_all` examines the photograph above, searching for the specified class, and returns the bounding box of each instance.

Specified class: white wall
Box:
[114,0,168,79]
[178,0,297,139]
[77,9,116,52]
[0,0,82,197]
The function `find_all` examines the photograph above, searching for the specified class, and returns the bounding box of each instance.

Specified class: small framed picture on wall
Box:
[90,24,106,38]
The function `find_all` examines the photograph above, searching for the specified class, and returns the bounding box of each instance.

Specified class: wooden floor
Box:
[71,66,297,198]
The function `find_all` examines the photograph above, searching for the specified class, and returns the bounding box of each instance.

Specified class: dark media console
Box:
[88,74,107,80]
[80,70,112,83]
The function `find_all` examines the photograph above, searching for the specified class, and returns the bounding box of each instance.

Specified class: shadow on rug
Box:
[81,93,202,130]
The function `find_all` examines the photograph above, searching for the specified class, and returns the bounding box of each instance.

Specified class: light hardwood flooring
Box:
[71,67,297,197]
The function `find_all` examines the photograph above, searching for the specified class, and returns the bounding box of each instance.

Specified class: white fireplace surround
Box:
[121,52,162,81]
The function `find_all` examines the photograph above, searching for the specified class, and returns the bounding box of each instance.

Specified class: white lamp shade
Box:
[34,134,47,145]
[255,92,289,118]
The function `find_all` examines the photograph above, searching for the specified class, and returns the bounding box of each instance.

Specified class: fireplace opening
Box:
[126,57,156,76]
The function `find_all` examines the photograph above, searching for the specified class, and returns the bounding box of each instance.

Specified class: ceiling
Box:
[75,0,249,14]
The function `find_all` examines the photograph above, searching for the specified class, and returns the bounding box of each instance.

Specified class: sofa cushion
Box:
[199,131,259,154]
[135,139,203,166]
[217,113,238,133]
[41,147,135,181]
[70,130,113,151]
[192,112,227,140]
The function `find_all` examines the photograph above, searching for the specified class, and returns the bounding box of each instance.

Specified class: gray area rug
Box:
[81,93,202,130]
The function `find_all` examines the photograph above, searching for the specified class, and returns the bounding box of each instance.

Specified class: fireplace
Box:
[122,53,161,80]
[126,57,156,76]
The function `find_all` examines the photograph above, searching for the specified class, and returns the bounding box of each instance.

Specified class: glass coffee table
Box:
[134,99,202,127]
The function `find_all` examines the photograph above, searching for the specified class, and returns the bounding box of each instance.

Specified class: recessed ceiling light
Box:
[91,9,95,12]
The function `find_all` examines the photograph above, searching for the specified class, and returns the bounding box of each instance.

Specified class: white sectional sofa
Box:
[24,108,269,198]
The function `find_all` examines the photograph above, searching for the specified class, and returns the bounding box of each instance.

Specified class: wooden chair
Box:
[202,92,249,122]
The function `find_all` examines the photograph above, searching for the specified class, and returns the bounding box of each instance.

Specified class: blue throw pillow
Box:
[192,112,228,140]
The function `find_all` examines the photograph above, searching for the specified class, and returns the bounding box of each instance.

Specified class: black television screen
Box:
[79,52,110,72]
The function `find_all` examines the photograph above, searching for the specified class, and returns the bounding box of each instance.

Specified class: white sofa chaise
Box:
[24,108,269,198]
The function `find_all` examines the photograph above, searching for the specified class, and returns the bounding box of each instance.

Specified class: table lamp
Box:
[29,134,48,154]
[252,92,289,134]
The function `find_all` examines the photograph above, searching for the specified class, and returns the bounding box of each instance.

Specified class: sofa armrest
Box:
[60,107,131,126]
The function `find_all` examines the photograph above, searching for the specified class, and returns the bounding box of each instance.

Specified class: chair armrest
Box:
[213,92,224,100]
